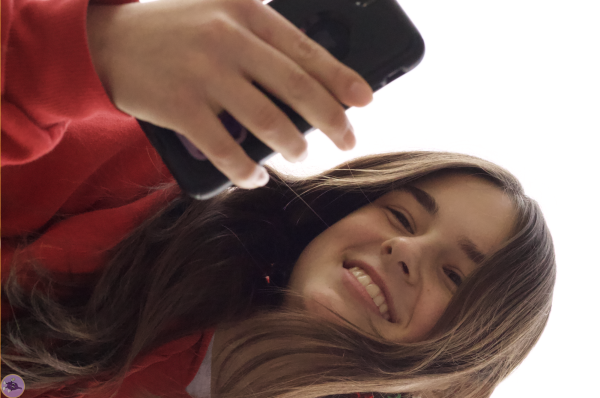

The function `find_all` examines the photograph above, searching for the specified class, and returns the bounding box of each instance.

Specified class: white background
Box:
[267,1,600,397]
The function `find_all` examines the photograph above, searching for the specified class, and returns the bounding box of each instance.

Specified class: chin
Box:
[305,293,367,332]
[303,291,344,321]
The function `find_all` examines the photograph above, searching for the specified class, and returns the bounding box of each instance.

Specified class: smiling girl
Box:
[2,152,556,398]
[1,0,555,396]
[286,172,516,342]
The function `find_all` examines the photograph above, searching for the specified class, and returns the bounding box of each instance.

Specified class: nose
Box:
[381,237,423,285]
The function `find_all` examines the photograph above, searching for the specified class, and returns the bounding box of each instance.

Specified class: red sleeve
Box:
[1,0,136,166]
[0,0,177,238]
[19,330,215,398]
[0,2,206,395]
[1,0,177,310]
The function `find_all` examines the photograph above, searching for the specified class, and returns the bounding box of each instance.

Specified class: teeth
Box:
[348,267,390,320]
[378,303,388,314]
[372,295,385,307]
[365,283,381,297]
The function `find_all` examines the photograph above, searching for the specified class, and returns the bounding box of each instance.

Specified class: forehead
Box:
[378,172,510,205]
[374,173,517,251]
[411,173,511,208]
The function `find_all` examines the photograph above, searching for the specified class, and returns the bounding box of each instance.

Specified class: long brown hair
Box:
[1,151,556,398]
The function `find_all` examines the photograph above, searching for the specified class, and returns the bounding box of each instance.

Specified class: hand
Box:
[86,0,373,189]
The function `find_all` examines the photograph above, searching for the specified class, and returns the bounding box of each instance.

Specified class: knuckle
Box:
[205,58,228,86]
[253,106,282,136]
[339,65,359,87]
[172,84,197,106]
[331,63,357,94]
[255,24,274,45]
[243,0,284,46]
[228,0,246,8]
[286,68,312,99]
[236,0,260,15]
[327,108,348,132]
[207,141,238,165]
[329,61,359,92]
[295,34,319,61]
[203,15,237,42]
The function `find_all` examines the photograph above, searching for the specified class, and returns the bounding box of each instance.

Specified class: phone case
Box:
[138,0,425,200]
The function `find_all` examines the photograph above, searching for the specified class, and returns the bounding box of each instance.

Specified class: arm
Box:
[1,0,135,167]
[2,0,373,178]
[1,0,374,237]
[83,0,372,189]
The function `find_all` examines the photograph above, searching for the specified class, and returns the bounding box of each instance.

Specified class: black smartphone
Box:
[138,0,425,200]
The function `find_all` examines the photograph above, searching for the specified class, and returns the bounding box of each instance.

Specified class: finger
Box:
[178,106,270,189]
[208,72,308,163]
[233,25,355,151]
[241,0,374,107]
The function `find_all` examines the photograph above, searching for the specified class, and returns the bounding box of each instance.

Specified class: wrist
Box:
[86,4,126,102]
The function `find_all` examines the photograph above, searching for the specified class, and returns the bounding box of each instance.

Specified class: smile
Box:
[347,266,391,321]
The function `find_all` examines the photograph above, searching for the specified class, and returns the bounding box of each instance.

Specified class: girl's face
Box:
[287,173,516,342]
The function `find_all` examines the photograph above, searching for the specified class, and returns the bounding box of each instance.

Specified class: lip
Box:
[343,260,398,323]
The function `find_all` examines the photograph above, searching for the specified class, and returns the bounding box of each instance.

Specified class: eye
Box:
[444,267,463,287]
[387,207,415,234]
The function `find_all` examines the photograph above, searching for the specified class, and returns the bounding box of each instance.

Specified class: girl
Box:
[1,0,556,397]
[2,152,556,398]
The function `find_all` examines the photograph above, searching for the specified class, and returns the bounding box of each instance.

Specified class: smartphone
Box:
[138,0,425,200]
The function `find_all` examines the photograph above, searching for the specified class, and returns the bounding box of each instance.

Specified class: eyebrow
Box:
[403,185,486,266]
[458,236,486,265]
[403,185,439,216]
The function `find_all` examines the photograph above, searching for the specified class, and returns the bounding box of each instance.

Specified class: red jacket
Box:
[1,0,213,395]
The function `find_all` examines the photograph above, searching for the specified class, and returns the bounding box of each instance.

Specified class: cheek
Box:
[403,294,449,343]
[304,288,339,317]
[293,281,353,327]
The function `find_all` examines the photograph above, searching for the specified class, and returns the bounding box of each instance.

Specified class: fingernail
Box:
[297,149,308,162]
[349,81,373,104]
[250,166,269,187]
[343,128,356,150]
